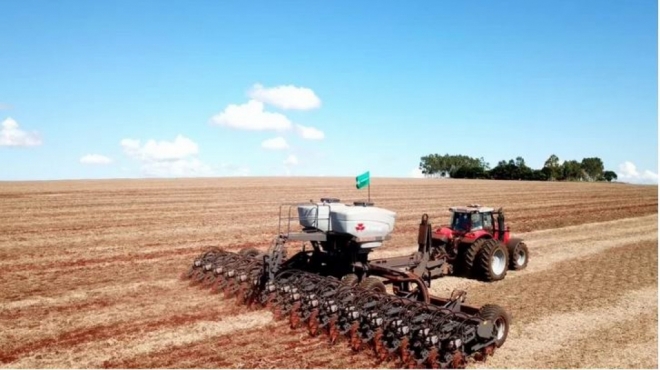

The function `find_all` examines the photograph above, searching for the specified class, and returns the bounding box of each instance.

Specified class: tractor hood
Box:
[432,226,456,242]
[433,225,488,244]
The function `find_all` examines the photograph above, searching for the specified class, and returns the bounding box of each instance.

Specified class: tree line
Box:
[418,153,618,182]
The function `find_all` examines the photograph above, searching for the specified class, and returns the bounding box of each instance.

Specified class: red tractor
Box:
[430,204,529,281]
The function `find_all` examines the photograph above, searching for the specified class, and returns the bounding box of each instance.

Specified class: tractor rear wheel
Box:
[476,239,508,281]
[358,277,387,293]
[508,242,529,270]
[478,304,511,347]
[458,239,486,277]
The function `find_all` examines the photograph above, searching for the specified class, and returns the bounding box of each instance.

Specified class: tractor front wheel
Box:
[508,242,529,270]
[458,239,484,277]
[476,239,508,281]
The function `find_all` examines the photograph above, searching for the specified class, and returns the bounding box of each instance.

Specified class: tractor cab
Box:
[434,204,509,243]
[450,207,493,232]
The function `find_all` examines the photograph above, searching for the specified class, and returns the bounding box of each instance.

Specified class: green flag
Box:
[356,171,370,189]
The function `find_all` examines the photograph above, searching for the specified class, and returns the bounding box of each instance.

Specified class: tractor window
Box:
[471,213,483,230]
[482,213,493,229]
[452,213,470,231]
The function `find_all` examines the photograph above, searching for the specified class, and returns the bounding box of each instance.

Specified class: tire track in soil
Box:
[2,241,268,274]
[0,239,272,269]
[1,259,185,301]
[0,282,238,360]
[0,243,267,301]
[1,278,179,311]
[0,295,258,367]
[472,286,658,369]
[535,310,657,368]
[467,239,658,324]
[106,316,389,369]
[4,310,273,369]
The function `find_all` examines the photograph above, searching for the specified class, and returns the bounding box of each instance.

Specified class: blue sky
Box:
[1,0,657,183]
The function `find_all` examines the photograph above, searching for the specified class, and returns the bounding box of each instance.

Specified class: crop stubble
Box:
[0,178,657,368]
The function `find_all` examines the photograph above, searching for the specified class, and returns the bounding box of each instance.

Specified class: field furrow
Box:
[0,178,656,369]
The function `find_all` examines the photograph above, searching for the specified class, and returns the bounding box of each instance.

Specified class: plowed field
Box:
[1,177,657,368]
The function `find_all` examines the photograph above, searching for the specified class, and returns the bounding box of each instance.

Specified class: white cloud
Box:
[295,124,325,140]
[121,135,212,177]
[261,136,289,150]
[120,135,198,161]
[0,117,42,147]
[210,100,292,131]
[80,154,112,165]
[248,83,321,110]
[617,161,658,184]
[410,167,425,178]
[284,154,299,166]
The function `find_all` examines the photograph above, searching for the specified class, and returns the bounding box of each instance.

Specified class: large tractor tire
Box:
[475,239,509,281]
[478,304,511,347]
[358,277,387,293]
[508,241,529,270]
[458,238,488,277]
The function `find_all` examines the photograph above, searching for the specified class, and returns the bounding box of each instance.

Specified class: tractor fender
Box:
[505,237,524,250]
[505,237,529,270]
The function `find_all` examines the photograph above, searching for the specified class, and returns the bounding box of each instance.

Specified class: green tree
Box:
[515,156,534,180]
[419,153,487,178]
[580,157,605,181]
[602,170,618,182]
[453,165,488,179]
[543,154,561,180]
[560,160,584,181]
[490,159,518,180]
[530,169,549,181]
[419,155,437,177]
[479,157,490,171]
[419,153,614,183]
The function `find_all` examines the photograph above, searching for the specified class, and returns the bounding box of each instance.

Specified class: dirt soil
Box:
[0,177,657,368]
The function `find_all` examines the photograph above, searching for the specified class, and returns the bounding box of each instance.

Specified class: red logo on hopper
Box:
[355,223,365,231]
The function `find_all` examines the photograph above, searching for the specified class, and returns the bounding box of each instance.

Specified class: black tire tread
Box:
[508,241,529,270]
[476,239,508,281]
[460,239,486,276]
